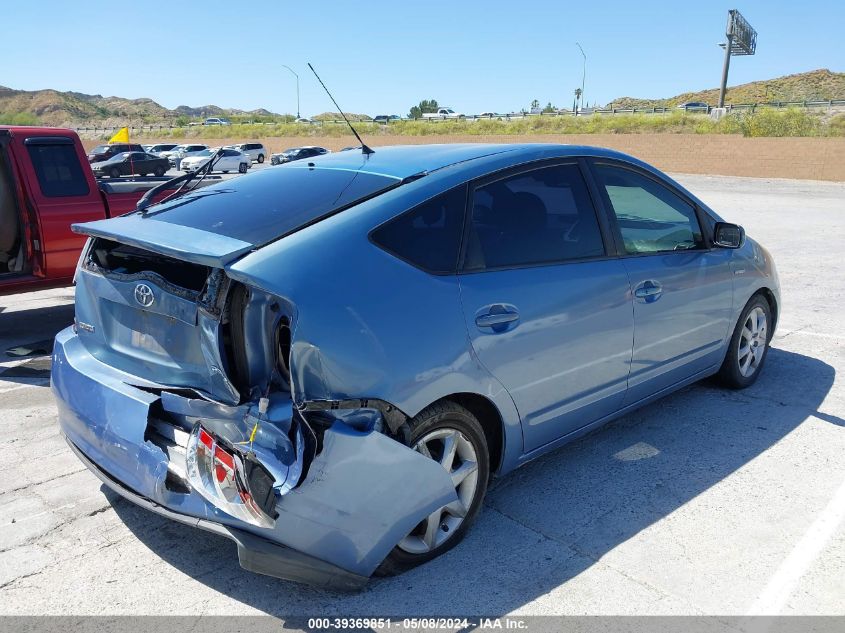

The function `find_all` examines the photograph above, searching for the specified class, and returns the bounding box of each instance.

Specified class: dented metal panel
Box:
[73,266,240,404]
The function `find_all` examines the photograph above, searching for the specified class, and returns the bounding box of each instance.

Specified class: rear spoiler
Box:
[72,215,254,268]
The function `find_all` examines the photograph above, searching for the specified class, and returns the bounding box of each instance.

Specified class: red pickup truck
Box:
[1,126,197,296]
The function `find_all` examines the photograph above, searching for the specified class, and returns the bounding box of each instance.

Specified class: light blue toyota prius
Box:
[52,143,779,589]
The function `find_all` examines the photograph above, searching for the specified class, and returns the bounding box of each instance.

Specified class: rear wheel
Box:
[377,401,489,575]
[257,154,265,163]
[154,166,165,177]
[109,167,121,178]
[716,294,772,389]
[238,163,248,174]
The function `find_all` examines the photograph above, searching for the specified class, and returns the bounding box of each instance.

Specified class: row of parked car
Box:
[86,142,273,177]
[86,140,339,178]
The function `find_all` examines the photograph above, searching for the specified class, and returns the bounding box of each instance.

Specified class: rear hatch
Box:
[71,165,401,403]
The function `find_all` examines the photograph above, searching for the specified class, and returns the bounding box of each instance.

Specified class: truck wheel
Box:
[109,168,121,178]
[154,166,165,177]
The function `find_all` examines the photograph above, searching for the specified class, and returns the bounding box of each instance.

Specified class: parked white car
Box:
[203,117,231,126]
[161,144,209,169]
[421,107,464,119]
[227,142,268,164]
[180,148,250,173]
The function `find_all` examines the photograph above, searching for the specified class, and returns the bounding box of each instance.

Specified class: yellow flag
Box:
[108,127,130,144]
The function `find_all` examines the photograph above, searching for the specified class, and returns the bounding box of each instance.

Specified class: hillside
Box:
[0,86,282,126]
[611,69,845,109]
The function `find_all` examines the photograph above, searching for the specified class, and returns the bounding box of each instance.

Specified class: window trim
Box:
[368,183,469,276]
[457,158,614,274]
[586,158,714,258]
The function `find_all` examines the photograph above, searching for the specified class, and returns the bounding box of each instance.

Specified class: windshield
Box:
[90,145,109,155]
[191,149,213,157]
[144,165,400,245]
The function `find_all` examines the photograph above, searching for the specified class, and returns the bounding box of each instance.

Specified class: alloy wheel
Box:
[738,306,767,377]
[397,427,480,554]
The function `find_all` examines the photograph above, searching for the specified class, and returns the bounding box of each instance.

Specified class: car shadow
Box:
[108,347,835,615]
[0,301,74,385]
[0,301,74,353]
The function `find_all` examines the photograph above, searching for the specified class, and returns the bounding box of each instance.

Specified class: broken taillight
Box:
[186,424,277,528]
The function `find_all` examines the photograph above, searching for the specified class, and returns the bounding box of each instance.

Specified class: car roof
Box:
[302,143,636,179]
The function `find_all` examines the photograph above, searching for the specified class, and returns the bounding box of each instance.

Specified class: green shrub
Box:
[0,111,41,125]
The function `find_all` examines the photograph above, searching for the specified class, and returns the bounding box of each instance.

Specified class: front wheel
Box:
[257,154,265,163]
[109,167,121,178]
[154,166,165,177]
[716,294,772,389]
[238,163,248,174]
[377,401,489,575]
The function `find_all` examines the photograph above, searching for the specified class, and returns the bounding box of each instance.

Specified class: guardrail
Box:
[72,99,845,134]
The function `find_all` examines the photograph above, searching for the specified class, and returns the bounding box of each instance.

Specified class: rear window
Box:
[26,143,90,198]
[146,166,399,245]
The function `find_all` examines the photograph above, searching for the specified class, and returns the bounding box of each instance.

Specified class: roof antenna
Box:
[307,62,374,155]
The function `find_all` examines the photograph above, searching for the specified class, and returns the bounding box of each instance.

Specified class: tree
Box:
[409,99,440,119]
[530,99,540,110]
[542,101,556,114]
[574,88,583,112]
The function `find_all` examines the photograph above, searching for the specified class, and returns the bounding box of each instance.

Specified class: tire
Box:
[238,163,248,174]
[154,166,165,177]
[138,173,148,177]
[716,294,772,389]
[257,154,265,163]
[223,170,230,174]
[376,401,489,576]
[109,167,121,178]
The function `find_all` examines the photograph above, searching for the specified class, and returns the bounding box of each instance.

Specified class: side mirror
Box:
[713,222,745,249]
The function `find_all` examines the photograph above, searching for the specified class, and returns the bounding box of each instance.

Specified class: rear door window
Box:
[464,163,605,271]
[26,141,90,198]
[370,186,466,274]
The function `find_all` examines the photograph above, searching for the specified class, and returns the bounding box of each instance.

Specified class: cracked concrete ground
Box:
[0,174,843,616]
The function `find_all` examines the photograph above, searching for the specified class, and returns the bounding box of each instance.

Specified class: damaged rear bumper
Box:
[65,438,369,591]
[51,327,458,589]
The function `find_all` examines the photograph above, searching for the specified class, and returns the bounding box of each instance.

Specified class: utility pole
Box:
[281,65,300,119]
[576,42,587,112]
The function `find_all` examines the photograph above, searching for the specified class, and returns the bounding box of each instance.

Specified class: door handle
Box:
[634,280,663,301]
[475,305,520,330]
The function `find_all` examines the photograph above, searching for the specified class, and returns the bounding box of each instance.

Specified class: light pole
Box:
[576,42,586,112]
[281,65,300,119]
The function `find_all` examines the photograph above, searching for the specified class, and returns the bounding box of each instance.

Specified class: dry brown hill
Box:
[0,86,281,126]
[611,69,845,108]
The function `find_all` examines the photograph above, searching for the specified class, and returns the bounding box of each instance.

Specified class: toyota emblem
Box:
[134,283,155,308]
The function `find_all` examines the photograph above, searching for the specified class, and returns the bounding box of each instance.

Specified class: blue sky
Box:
[2,1,841,116]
